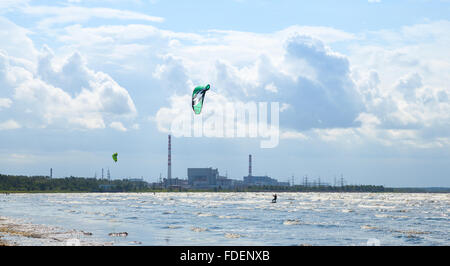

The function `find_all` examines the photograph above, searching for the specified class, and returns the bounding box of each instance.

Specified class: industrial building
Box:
[163,177,188,189]
[188,167,219,189]
[216,175,232,189]
[243,175,281,186]
[161,135,289,190]
[242,154,289,187]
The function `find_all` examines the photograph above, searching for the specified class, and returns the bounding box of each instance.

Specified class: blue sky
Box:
[0,0,449,187]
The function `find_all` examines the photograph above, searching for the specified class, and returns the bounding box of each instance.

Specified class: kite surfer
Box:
[272,194,277,203]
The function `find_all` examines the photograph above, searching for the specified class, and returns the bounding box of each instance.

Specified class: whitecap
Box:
[283,219,301,225]
[225,233,242,239]
[191,227,208,232]
[361,225,378,230]
[197,212,215,217]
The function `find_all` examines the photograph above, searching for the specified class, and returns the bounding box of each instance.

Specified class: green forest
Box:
[0,174,148,192]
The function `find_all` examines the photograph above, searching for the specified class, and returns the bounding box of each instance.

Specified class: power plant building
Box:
[188,168,219,189]
[243,154,289,187]
[243,175,281,186]
[216,175,233,189]
[167,144,288,189]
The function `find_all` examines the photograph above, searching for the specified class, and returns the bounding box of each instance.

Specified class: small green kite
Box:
[112,153,118,163]
[192,84,210,115]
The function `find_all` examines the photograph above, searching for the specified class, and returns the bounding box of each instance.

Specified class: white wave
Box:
[196,212,215,217]
[191,227,208,232]
[218,215,245,220]
[224,233,242,239]
[283,219,301,225]
[361,225,378,230]
[166,225,182,229]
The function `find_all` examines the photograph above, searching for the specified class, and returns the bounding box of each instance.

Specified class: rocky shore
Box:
[0,216,105,246]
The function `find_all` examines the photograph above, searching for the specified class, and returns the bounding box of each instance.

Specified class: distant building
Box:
[188,168,218,189]
[244,175,282,186]
[216,175,233,189]
[163,177,188,189]
[231,179,245,188]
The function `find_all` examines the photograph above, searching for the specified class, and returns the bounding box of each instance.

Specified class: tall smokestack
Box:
[168,134,172,180]
[249,154,252,177]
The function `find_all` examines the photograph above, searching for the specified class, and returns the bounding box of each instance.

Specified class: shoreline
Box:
[2,190,449,194]
[0,216,107,246]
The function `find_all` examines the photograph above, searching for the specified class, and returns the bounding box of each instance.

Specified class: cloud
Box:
[153,34,364,135]
[0,0,29,12]
[77,19,449,148]
[3,5,447,149]
[0,44,137,130]
[148,21,449,148]
[22,6,164,29]
[109,121,127,132]
[280,130,308,140]
[0,17,37,61]
[344,21,450,147]
[264,83,278,93]
[0,119,21,130]
[0,98,12,109]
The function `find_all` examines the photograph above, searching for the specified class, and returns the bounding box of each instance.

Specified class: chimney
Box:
[249,154,252,177]
[168,135,172,180]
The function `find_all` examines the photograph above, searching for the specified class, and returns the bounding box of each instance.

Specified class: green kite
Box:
[112,153,118,163]
[192,84,210,115]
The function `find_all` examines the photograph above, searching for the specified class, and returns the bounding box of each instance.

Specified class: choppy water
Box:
[0,192,449,246]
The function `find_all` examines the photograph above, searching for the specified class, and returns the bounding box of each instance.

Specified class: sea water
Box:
[0,192,448,246]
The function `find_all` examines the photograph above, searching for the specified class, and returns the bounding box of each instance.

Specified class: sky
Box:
[0,0,449,187]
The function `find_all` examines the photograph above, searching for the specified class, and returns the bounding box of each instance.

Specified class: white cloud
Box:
[280,130,308,140]
[0,119,21,130]
[148,20,450,148]
[280,103,291,112]
[0,0,29,12]
[22,6,164,29]
[0,43,137,130]
[109,121,127,132]
[0,17,37,61]
[0,98,12,109]
[264,83,278,93]
[2,5,448,148]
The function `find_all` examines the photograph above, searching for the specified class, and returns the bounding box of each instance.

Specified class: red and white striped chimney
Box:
[168,135,172,180]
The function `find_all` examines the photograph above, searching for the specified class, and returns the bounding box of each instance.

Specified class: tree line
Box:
[0,174,148,192]
[2,174,444,193]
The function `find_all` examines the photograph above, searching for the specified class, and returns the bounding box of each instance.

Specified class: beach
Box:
[0,215,109,246]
